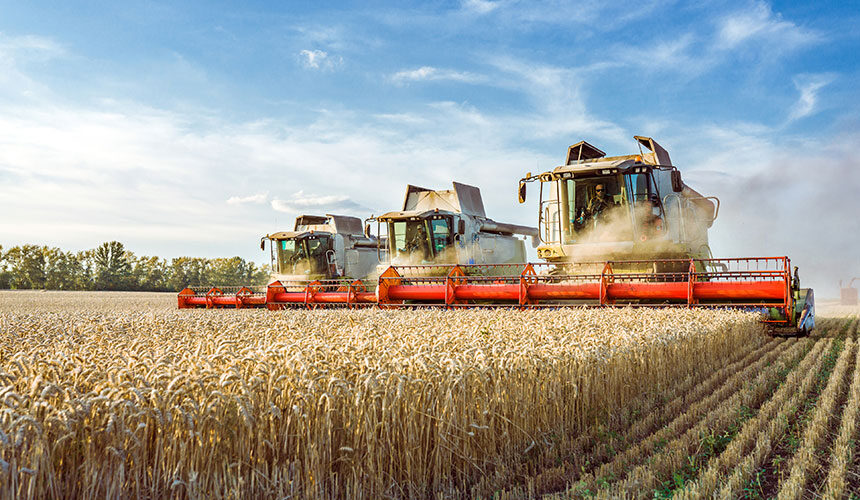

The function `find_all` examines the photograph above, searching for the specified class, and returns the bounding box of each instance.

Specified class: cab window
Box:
[429,219,451,254]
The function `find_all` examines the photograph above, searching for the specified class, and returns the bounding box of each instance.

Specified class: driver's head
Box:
[595,184,606,199]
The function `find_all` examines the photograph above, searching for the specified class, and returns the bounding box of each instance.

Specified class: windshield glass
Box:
[388,217,452,263]
[429,219,451,254]
[562,175,632,243]
[275,236,332,275]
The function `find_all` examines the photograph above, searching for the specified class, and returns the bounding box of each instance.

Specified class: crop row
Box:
[515,316,859,499]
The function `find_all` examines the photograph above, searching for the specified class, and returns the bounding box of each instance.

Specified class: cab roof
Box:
[266,213,364,240]
[265,230,330,240]
[377,209,456,221]
[551,158,640,176]
[551,136,673,176]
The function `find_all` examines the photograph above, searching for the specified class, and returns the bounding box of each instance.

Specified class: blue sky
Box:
[1,1,858,295]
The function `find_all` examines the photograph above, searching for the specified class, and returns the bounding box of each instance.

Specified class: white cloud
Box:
[271,191,368,214]
[462,0,501,15]
[0,33,65,60]
[227,193,268,205]
[602,3,823,80]
[485,56,627,144]
[391,66,485,84]
[717,2,819,50]
[787,73,835,122]
[0,83,565,261]
[607,34,708,78]
[372,112,430,125]
[0,33,65,100]
[299,49,342,70]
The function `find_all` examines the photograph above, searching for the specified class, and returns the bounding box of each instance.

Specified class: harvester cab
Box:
[261,214,381,282]
[518,136,719,265]
[369,182,538,271]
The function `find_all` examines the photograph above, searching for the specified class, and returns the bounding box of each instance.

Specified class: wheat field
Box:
[0,291,774,499]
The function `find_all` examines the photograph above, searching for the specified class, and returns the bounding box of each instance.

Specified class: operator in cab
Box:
[587,183,613,218]
[575,183,614,228]
[406,223,431,261]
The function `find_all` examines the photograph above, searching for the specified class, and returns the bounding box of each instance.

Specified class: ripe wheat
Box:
[0,292,760,499]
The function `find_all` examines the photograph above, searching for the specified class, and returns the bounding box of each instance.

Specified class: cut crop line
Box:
[820,326,860,499]
[713,321,849,498]
[805,321,857,496]
[569,336,781,473]
[500,334,776,497]
[775,336,857,500]
[675,336,834,498]
[590,337,812,497]
[563,336,798,496]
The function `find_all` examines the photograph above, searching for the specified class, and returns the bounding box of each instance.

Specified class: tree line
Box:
[0,241,270,291]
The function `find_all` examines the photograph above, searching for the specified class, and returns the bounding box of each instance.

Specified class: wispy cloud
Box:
[787,73,835,122]
[372,112,430,125]
[717,1,820,50]
[610,34,707,77]
[271,191,369,214]
[0,33,65,99]
[461,0,501,15]
[391,66,485,84]
[299,49,342,70]
[227,193,268,205]
[0,33,65,60]
[485,56,627,145]
[604,2,823,79]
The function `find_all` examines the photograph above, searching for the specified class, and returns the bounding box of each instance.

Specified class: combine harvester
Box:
[178,214,381,308]
[261,214,381,283]
[178,137,814,334]
[369,182,538,270]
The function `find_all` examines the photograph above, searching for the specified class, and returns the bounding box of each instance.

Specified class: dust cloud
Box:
[696,133,860,298]
[555,198,681,261]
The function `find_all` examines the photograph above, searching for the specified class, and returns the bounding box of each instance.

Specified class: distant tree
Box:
[4,245,47,289]
[251,262,271,286]
[168,257,211,290]
[209,257,266,285]
[132,255,169,291]
[75,250,96,290]
[0,241,268,291]
[43,247,90,290]
[0,245,10,289]
[93,241,133,290]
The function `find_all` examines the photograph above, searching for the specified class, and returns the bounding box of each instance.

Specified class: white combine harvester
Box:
[369,182,538,274]
[261,214,381,282]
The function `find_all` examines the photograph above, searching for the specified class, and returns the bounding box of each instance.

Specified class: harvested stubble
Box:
[592,334,808,498]
[565,335,796,497]
[821,328,860,499]
[677,335,829,498]
[775,336,856,500]
[0,296,760,499]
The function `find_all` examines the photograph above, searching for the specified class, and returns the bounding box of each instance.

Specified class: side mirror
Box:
[518,181,527,203]
[365,224,372,237]
[457,219,466,235]
[260,238,266,251]
[671,170,683,192]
